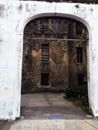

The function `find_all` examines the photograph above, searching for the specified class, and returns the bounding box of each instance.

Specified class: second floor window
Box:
[40,18,48,31]
[41,44,49,61]
[76,22,83,35]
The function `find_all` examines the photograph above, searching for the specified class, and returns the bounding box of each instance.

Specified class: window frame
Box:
[41,44,49,62]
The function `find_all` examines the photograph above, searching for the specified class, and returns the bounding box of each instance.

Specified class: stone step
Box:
[5,120,98,130]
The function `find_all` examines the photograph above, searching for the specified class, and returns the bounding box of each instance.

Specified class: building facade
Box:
[22,17,87,93]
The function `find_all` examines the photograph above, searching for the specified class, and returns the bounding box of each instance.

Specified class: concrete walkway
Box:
[4,93,98,130]
[5,119,98,130]
[21,93,90,119]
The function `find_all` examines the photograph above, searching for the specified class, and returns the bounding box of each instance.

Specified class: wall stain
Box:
[0,4,4,16]
[90,8,93,12]
[26,4,30,12]
[17,3,23,11]
[75,4,80,8]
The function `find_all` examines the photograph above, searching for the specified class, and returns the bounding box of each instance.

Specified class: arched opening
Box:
[21,14,89,119]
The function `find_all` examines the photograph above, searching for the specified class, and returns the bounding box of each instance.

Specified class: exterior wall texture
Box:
[0,0,98,119]
[22,17,87,93]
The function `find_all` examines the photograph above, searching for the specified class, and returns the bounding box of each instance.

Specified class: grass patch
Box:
[64,85,91,114]
[66,97,90,114]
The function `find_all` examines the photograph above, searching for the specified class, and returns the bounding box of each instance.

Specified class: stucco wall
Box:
[0,1,98,119]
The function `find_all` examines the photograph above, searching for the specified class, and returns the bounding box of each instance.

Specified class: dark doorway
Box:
[41,73,49,86]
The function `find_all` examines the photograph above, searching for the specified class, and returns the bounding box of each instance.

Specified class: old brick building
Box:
[22,17,88,93]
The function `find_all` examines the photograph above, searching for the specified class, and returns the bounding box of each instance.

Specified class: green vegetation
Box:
[64,85,91,114]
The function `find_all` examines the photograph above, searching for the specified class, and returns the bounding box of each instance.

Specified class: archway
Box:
[2,1,98,120]
[21,14,89,119]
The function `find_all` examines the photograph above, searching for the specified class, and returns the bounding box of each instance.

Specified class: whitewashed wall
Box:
[0,0,98,119]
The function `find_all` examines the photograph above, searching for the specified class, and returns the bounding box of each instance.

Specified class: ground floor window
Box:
[41,73,49,86]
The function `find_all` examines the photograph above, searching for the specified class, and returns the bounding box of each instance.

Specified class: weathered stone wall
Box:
[68,22,87,87]
[22,17,87,93]
[22,18,69,93]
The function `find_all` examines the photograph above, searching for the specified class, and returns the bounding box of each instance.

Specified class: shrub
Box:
[64,84,89,106]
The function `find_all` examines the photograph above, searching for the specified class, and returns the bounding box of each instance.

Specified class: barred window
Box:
[41,44,49,61]
[40,18,48,31]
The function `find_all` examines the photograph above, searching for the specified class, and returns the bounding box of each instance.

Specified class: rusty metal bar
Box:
[31,37,88,41]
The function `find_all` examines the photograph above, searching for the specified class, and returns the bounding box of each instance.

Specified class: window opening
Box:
[76,22,83,35]
[41,44,49,61]
[40,18,48,31]
[41,73,49,86]
[53,19,59,33]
